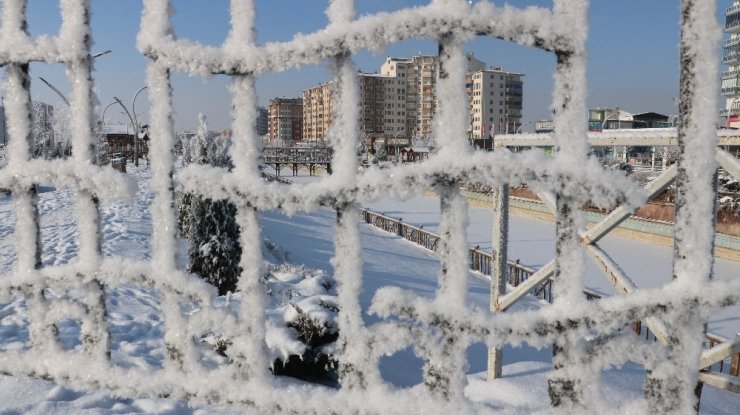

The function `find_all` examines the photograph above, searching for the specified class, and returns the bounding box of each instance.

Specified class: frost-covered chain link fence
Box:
[0,0,738,413]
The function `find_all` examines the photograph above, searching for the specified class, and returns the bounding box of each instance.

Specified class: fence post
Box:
[488,184,509,381]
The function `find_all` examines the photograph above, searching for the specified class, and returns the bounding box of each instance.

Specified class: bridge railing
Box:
[364,208,739,381]
[261,147,334,164]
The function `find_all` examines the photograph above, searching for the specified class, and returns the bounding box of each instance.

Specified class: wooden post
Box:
[731,353,740,377]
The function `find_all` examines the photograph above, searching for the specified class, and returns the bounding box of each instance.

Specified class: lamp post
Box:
[393,128,405,162]
[101,101,117,126]
[38,77,70,107]
[132,86,148,166]
[37,50,112,108]
[92,49,112,59]
[515,121,533,134]
[601,108,621,131]
[114,86,147,167]
[1,96,5,147]
[601,109,623,160]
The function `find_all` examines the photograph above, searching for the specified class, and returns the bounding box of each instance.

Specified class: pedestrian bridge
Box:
[260,146,333,176]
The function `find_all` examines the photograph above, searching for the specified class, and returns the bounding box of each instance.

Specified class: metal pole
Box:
[1,96,5,146]
[38,51,111,109]
[38,77,70,107]
[488,179,509,380]
[516,121,532,134]
[101,101,116,126]
[131,86,148,167]
[113,96,136,164]
[600,109,620,130]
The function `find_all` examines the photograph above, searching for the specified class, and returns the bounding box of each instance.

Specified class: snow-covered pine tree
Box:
[178,114,241,295]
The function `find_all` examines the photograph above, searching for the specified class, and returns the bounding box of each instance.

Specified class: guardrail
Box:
[706,333,740,377]
[362,208,598,304]
[362,207,739,382]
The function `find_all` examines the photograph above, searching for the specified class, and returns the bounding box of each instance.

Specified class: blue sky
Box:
[21,0,726,131]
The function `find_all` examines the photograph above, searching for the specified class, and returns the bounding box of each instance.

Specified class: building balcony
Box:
[722,69,740,78]
[728,4,740,16]
[723,54,740,64]
[726,18,740,33]
[726,37,740,48]
[721,86,740,95]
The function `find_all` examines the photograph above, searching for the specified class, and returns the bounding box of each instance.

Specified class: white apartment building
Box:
[467,68,524,138]
[381,53,486,138]
[724,0,740,127]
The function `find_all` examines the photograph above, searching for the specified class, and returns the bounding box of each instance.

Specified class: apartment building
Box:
[302,83,333,141]
[303,73,408,148]
[268,98,303,142]
[257,106,268,136]
[467,68,524,138]
[380,53,486,138]
[303,53,522,150]
[724,0,740,127]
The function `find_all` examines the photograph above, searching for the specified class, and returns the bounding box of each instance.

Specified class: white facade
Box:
[381,53,487,138]
[467,69,524,138]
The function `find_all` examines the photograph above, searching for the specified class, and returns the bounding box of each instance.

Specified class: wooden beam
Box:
[699,336,740,370]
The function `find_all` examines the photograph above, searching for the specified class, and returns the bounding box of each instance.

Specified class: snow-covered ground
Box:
[0,167,738,413]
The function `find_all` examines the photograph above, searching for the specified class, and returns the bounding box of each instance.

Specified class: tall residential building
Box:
[268,98,303,142]
[381,53,485,137]
[303,53,522,150]
[302,83,333,141]
[257,106,268,136]
[467,68,524,138]
[303,74,408,146]
[723,1,740,127]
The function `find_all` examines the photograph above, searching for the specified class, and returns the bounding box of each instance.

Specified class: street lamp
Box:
[37,50,112,107]
[393,128,405,162]
[132,86,148,166]
[101,101,117,126]
[601,108,621,130]
[114,86,148,167]
[38,77,70,107]
[515,121,533,134]
[92,49,112,59]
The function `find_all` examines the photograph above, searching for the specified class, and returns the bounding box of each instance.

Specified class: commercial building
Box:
[588,108,635,131]
[724,1,740,127]
[467,67,524,138]
[268,98,303,142]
